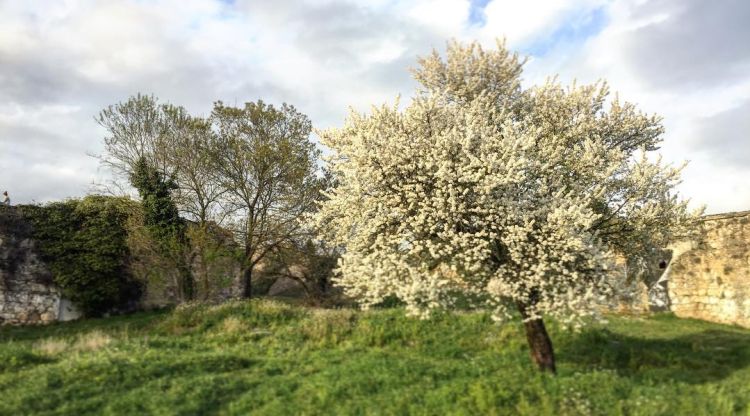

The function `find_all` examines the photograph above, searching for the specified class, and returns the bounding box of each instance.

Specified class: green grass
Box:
[1,300,749,415]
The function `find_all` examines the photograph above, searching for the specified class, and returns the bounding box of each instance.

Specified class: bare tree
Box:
[96,94,182,179]
[263,239,339,300]
[165,116,228,225]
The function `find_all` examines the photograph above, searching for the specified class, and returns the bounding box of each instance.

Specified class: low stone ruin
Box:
[0,207,80,325]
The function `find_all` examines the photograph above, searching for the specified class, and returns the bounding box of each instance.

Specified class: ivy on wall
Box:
[17,196,142,317]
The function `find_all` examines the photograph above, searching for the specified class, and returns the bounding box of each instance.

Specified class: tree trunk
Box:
[516,302,556,374]
[178,260,195,301]
[201,252,210,301]
[241,266,252,299]
[318,274,327,294]
[241,244,253,299]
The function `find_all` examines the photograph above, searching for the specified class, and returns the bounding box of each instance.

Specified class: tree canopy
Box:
[97,96,323,300]
[312,40,699,372]
[211,100,322,298]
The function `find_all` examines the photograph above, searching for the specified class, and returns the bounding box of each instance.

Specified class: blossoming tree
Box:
[312,41,698,373]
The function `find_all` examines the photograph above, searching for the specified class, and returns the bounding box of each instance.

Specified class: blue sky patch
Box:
[469,0,492,26]
[521,6,608,57]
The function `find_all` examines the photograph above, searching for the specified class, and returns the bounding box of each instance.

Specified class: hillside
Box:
[1,300,749,415]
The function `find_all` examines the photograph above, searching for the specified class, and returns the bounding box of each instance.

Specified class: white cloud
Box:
[0,0,747,214]
[402,0,471,36]
[526,0,750,213]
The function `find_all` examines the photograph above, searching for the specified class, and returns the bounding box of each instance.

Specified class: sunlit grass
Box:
[1,300,748,415]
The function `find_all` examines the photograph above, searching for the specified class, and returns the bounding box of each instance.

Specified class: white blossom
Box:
[311,40,700,326]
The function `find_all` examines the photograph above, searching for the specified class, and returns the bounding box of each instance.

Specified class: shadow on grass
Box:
[559,328,750,384]
[0,347,57,371]
[0,309,170,342]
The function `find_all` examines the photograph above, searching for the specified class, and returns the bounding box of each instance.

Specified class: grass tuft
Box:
[220,316,249,334]
[34,338,70,355]
[73,330,112,352]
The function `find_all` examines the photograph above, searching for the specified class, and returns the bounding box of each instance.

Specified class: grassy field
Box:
[1,300,749,415]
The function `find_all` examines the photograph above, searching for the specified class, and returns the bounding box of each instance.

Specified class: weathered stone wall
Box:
[131,230,244,308]
[0,207,61,325]
[666,211,750,327]
[594,210,750,329]
[614,210,750,328]
[608,244,676,315]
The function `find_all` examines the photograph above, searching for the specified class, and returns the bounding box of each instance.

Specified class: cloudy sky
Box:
[1,0,748,213]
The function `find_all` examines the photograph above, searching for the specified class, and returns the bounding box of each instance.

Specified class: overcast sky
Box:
[1,0,748,213]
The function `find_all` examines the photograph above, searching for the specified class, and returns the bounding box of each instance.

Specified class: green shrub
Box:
[18,196,142,316]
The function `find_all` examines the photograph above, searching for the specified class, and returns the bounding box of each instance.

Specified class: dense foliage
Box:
[1,302,748,415]
[18,196,142,316]
[130,157,194,301]
[130,158,184,244]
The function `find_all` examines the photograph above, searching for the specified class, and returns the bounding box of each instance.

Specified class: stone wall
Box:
[0,207,63,325]
[666,211,750,327]
[615,210,750,328]
[590,210,750,330]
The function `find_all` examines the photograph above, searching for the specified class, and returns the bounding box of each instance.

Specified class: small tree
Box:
[211,100,321,298]
[312,40,699,373]
[97,95,226,225]
[165,115,233,299]
[97,95,222,302]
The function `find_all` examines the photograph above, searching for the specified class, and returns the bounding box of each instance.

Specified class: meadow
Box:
[1,300,749,415]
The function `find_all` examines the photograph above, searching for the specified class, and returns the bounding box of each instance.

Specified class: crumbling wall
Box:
[609,246,673,315]
[3,201,748,327]
[666,211,750,328]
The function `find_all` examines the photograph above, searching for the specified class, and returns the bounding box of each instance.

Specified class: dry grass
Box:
[73,330,112,352]
[301,308,357,343]
[34,338,69,355]
[220,316,248,334]
[34,330,113,356]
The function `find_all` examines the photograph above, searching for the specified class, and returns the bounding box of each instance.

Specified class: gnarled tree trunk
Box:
[516,301,556,374]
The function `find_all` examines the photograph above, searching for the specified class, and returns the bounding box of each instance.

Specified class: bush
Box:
[18,196,142,316]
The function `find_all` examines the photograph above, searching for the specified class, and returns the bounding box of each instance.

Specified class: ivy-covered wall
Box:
[16,196,143,317]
